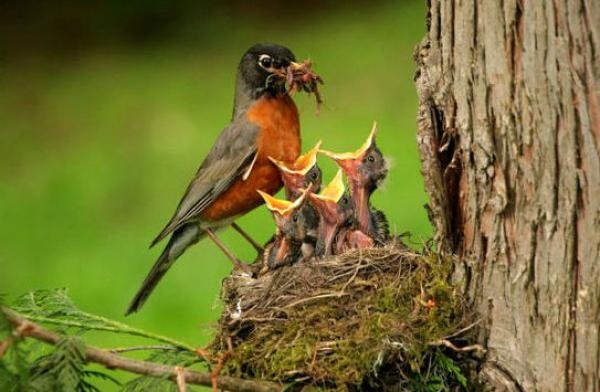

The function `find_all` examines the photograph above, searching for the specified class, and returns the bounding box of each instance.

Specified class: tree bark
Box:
[414,0,599,390]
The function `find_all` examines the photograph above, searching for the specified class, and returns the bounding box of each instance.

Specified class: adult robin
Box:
[126,43,312,315]
[308,170,357,256]
[320,122,389,245]
[268,141,322,200]
[258,187,312,271]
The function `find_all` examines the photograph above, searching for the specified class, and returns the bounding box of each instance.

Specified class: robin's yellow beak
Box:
[272,61,304,78]
[288,61,304,71]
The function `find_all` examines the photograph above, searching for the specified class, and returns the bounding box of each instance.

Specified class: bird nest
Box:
[210,242,475,390]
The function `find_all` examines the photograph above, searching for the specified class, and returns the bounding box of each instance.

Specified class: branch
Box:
[2,307,281,392]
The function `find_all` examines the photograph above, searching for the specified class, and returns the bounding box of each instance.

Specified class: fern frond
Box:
[19,336,120,392]
[12,289,195,351]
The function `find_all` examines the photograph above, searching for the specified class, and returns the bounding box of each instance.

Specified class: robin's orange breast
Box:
[200,95,301,222]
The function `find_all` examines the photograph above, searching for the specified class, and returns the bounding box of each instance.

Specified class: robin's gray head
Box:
[238,43,297,97]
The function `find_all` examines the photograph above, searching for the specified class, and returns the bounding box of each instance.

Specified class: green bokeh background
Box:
[0,0,430,388]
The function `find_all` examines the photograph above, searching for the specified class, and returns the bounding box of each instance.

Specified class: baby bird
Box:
[269,142,322,259]
[321,122,389,245]
[309,170,357,257]
[269,141,323,199]
[258,188,312,270]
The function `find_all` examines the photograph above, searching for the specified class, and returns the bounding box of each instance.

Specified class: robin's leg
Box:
[205,228,252,274]
[231,222,264,253]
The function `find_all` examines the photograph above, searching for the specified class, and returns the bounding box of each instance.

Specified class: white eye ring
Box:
[258,54,273,69]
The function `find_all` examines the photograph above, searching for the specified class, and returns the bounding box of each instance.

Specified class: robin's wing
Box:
[150,119,260,247]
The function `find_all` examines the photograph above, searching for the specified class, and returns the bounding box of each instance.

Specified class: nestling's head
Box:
[269,141,323,199]
[258,187,312,242]
[321,122,388,193]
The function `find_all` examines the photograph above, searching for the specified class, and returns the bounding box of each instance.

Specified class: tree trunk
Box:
[414,0,600,390]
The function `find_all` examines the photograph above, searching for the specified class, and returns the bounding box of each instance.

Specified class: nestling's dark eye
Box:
[292,214,299,222]
[342,197,348,205]
[259,55,273,68]
[310,172,318,180]
[367,155,375,163]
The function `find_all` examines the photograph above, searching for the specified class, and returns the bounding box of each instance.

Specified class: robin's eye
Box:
[259,55,273,69]
[310,172,318,180]
[292,214,299,222]
[367,155,375,163]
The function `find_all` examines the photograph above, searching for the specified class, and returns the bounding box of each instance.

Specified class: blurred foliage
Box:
[0,0,428,389]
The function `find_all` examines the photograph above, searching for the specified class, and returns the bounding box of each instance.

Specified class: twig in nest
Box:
[441,319,483,340]
[211,337,234,392]
[195,347,213,363]
[339,258,364,293]
[282,292,348,309]
[1,307,280,392]
[429,339,486,353]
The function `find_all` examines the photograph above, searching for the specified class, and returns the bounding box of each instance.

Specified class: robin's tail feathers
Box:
[149,219,178,249]
[126,224,204,315]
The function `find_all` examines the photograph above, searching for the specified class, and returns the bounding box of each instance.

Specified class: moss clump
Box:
[211,243,473,390]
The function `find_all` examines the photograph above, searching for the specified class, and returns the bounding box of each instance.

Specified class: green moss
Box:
[212,245,473,390]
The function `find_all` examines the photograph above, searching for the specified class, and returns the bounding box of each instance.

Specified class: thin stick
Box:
[2,307,280,392]
[429,338,486,353]
[339,258,364,294]
[0,338,11,359]
[205,229,252,274]
[441,319,483,340]
[109,345,179,354]
[211,337,234,392]
[175,366,187,392]
[232,223,264,253]
[282,292,348,309]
